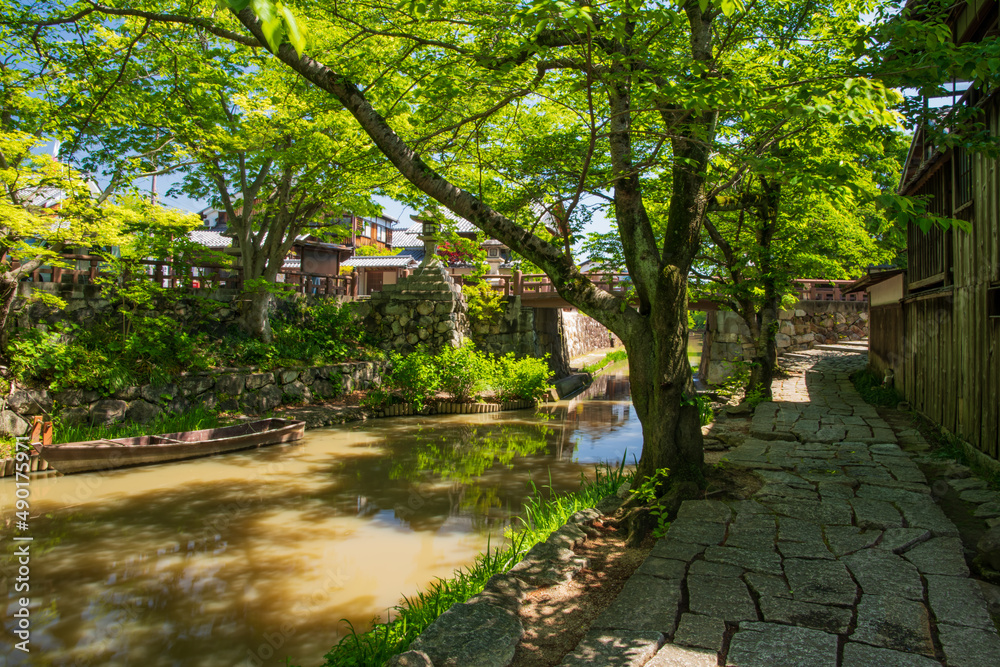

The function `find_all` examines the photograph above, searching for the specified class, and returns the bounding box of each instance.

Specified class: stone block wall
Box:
[561,309,620,359]
[701,301,869,385]
[472,296,541,357]
[356,265,467,355]
[0,362,382,437]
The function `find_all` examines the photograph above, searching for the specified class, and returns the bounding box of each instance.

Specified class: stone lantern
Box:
[419,219,441,267]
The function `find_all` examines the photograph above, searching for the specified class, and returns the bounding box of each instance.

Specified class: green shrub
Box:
[10,324,137,393]
[385,347,442,410]
[436,343,491,401]
[696,394,714,426]
[227,300,371,369]
[463,280,506,329]
[490,353,553,402]
[117,314,216,382]
[0,435,15,460]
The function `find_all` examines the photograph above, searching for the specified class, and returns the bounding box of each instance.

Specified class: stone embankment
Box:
[0,362,383,436]
[357,265,468,355]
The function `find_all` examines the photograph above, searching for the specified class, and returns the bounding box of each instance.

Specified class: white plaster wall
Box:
[869,274,903,307]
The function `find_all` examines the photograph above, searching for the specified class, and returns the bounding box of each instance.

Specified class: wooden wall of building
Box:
[869,303,904,383]
[902,96,1000,463]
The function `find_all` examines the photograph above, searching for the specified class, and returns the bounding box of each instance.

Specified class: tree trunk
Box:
[0,274,19,356]
[240,290,273,342]
[746,300,778,399]
[626,273,704,485]
[746,177,781,399]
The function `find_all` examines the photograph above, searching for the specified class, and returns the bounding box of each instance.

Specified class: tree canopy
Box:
[10,0,999,489]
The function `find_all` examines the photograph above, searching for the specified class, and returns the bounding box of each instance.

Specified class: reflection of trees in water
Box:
[389,423,552,484]
[333,421,558,533]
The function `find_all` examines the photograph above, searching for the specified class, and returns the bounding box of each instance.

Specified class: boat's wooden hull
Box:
[38,418,306,474]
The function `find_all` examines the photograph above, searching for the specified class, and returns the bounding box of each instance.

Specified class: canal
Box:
[1,370,638,666]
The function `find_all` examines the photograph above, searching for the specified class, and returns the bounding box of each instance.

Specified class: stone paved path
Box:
[559,348,1000,666]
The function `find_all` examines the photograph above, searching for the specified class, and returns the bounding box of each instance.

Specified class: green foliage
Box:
[366,345,554,410]
[718,359,753,398]
[222,300,370,369]
[851,368,903,408]
[687,311,707,331]
[385,347,442,411]
[629,467,673,539]
[0,435,15,460]
[696,395,714,426]
[353,244,402,257]
[10,324,137,394]
[462,280,506,329]
[489,352,553,403]
[321,459,632,666]
[9,299,374,392]
[581,349,627,375]
[745,387,768,410]
[435,343,491,402]
[52,406,226,444]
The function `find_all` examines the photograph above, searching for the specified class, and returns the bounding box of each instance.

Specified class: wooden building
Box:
[853,0,999,463]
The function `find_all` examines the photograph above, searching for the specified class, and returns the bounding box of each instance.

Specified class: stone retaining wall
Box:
[561,309,620,359]
[701,301,869,385]
[356,265,467,355]
[0,362,382,437]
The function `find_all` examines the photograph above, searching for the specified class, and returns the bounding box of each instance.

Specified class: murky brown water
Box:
[1,371,637,667]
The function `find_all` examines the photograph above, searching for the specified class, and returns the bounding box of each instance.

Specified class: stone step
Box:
[814,343,868,352]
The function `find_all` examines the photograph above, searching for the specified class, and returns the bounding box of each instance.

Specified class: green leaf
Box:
[280,5,306,55]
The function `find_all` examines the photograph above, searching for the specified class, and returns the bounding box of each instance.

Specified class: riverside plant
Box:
[318,456,633,667]
[51,406,228,444]
[581,349,628,375]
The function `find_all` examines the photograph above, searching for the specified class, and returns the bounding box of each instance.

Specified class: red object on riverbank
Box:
[37,418,306,474]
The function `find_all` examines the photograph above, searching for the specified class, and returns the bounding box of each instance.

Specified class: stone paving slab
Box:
[726,622,838,666]
[592,575,682,634]
[557,349,1000,667]
[558,629,664,666]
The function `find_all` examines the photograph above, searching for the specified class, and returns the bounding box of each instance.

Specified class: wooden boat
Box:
[37,418,306,474]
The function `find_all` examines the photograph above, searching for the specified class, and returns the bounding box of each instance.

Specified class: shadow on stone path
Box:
[558,348,1000,666]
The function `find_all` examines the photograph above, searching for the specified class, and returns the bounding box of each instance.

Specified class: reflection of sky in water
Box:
[0,372,638,667]
[569,402,643,464]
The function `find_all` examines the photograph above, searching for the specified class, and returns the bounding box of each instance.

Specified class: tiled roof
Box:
[188,230,232,248]
[397,249,426,263]
[343,255,420,268]
[406,208,479,234]
[391,231,423,248]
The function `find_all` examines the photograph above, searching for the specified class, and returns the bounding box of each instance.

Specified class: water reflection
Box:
[1,371,639,667]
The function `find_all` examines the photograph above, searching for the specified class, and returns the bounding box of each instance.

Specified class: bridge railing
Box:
[445,271,632,300]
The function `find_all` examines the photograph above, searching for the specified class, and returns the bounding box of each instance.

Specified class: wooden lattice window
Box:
[908,166,951,289]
